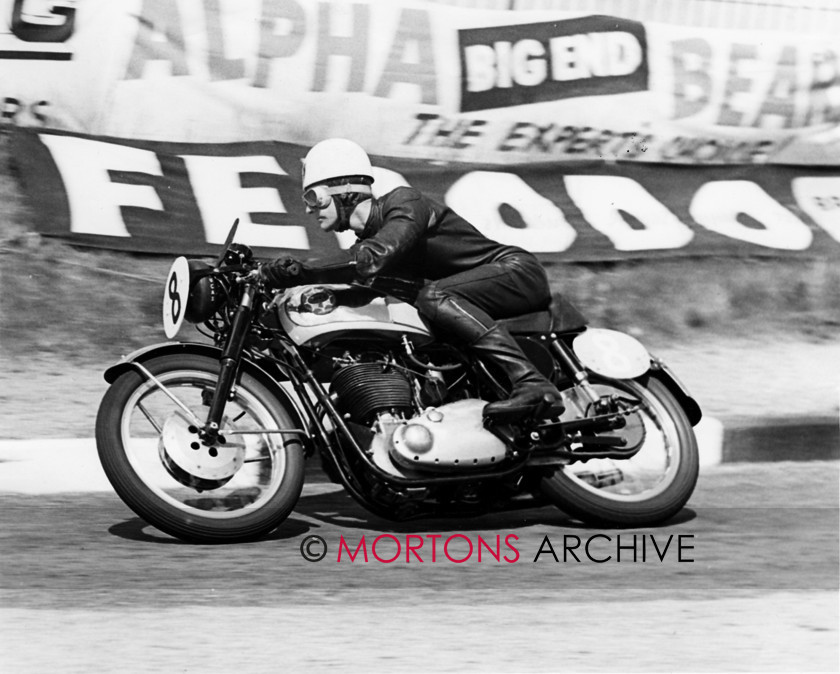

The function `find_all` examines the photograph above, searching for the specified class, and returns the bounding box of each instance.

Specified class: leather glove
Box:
[259,256,303,288]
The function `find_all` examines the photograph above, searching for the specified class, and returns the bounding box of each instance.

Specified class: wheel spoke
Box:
[136,401,162,434]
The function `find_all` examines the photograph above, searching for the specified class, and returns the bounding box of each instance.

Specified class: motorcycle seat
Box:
[499,294,587,335]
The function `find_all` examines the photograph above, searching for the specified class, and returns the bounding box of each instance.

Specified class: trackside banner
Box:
[3,0,840,166]
[12,129,840,261]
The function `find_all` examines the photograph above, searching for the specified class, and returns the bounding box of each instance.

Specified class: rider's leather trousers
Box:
[414,252,563,418]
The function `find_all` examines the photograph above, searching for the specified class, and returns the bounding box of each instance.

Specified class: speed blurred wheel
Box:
[540,376,699,527]
[95,354,305,543]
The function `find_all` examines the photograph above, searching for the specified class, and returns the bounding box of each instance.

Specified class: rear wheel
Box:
[539,376,699,527]
[95,354,305,543]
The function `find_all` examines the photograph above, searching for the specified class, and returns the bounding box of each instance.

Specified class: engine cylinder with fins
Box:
[330,362,413,423]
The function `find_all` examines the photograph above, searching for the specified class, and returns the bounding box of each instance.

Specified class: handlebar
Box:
[237,266,262,284]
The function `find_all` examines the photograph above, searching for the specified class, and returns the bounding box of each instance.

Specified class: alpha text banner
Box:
[3,0,840,165]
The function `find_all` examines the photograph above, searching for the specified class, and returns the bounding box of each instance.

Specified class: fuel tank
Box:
[276,284,432,347]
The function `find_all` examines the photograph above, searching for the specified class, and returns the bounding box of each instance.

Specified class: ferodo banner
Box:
[12,129,840,261]
[3,0,840,165]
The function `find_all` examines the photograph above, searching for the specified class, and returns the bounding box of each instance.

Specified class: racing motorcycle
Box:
[96,221,701,543]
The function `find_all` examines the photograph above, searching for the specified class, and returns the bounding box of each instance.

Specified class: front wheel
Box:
[539,375,699,527]
[95,354,305,543]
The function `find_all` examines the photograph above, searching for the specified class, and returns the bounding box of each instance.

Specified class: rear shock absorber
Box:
[546,333,603,407]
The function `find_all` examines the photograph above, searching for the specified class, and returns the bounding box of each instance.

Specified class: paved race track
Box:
[1,460,837,673]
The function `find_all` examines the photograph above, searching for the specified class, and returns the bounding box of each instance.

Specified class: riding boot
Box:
[471,324,565,421]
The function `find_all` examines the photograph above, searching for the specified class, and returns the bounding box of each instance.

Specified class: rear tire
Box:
[539,376,699,527]
[96,354,305,543]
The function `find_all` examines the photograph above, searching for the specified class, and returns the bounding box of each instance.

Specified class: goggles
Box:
[302,183,371,210]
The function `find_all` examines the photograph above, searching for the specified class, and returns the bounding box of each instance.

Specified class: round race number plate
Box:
[162,256,190,339]
[572,328,650,379]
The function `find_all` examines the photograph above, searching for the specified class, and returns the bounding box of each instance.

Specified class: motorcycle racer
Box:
[260,138,564,420]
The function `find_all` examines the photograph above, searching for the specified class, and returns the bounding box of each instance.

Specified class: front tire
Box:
[540,376,699,527]
[95,354,305,543]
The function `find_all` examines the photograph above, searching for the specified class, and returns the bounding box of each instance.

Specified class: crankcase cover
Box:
[389,399,507,472]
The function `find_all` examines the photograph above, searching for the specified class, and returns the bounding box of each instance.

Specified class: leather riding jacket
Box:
[291,187,526,285]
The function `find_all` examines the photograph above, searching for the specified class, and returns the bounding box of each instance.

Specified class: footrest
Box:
[482,403,534,424]
[532,395,566,420]
[483,394,565,424]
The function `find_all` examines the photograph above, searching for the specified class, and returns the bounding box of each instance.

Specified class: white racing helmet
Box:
[301,138,374,191]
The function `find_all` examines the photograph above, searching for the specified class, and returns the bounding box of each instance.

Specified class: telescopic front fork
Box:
[200,282,257,445]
